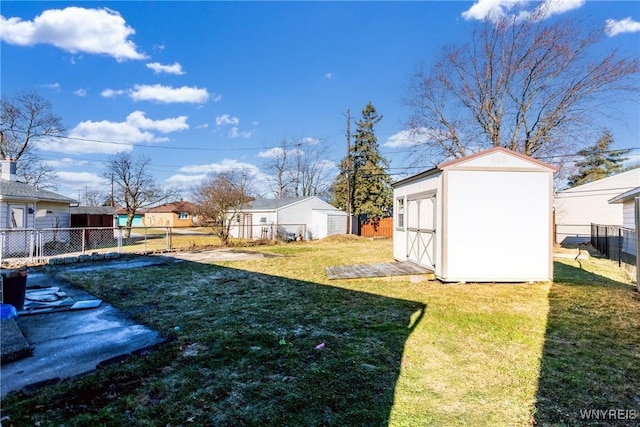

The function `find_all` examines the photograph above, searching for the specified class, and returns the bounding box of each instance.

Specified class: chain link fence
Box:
[591,224,637,267]
[0,224,311,267]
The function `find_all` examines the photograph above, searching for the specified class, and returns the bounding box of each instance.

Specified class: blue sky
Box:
[1,0,639,201]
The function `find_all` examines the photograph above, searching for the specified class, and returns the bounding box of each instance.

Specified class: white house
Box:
[229,196,347,240]
[554,168,640,244]
[1,160,77,257]
[392,147,557,283]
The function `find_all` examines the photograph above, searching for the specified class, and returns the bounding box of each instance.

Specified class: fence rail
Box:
[0,225,307,267]
[590,223,637,267]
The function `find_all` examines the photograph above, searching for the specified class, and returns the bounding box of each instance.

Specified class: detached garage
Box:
[392,147,557,282]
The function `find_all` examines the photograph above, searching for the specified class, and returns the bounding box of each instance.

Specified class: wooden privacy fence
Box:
[360,217,393,238]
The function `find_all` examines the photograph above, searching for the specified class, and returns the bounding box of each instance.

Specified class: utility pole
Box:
[345,109,351,234]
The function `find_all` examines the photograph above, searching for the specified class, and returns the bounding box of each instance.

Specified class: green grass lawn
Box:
[2,238,638,426]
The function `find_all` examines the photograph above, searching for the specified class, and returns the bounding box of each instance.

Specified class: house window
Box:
[397,198,404,228]
[260,217,267,224]
[178,212,189,219]
[9,206,25,228]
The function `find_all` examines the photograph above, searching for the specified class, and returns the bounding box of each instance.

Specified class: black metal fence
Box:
[590,224,637,267]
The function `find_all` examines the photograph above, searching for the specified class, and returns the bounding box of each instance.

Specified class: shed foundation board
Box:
[325,262,432,279]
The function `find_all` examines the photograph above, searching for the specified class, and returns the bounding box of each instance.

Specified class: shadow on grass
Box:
[2,256,425,426]
[535,261,640,426]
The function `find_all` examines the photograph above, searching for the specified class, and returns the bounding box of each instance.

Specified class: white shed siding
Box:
[622,200,636,230]
[554,168,640,243]
[392,171,442,269]
[443,169,552,282]
[392,147,555,282]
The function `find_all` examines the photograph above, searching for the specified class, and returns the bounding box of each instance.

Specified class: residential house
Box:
[1,159,77,257]
[554,168,639,245]
[145,201,197,227]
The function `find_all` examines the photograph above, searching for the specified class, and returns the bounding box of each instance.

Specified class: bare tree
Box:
[404,14,640,164]
[0,90,63,185]
[293,144,333,199]
[103,152,178,236]
[16,150,58,190]
[263,140,295,199]
[192,171,254,245]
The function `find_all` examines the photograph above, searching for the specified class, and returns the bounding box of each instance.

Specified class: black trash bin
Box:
[1,267,28,311]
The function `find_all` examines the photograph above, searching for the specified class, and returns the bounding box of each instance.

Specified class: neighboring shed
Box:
[70,206,116,227]
[392,147,557,283]
[145,201,197,227]
[608,186,640,230]
[554,168,640,244]
[229,196,347,240]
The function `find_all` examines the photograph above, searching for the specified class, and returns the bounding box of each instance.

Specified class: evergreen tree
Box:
[567,130,630,187]
[332,102,392,220]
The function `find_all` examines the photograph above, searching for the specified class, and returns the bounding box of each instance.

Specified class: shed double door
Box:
[406,192,436,268]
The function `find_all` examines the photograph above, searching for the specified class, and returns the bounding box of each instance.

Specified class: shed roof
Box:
[147,201,196,213]
[242,197,312,211]
[0,179,77,204]
[392,146,557,188]
[70,206,116,215]
[608,186,640,204]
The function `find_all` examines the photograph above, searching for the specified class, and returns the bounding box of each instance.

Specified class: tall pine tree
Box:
[567,130,629,188]
[332,102,392,221]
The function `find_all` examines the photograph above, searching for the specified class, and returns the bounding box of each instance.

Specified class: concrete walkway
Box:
[1,268,165,399]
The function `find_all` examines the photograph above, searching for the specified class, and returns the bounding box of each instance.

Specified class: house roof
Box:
[392,146,557,188]
[242,197,314,211]
[608,186,640,204]
[146,201,196,213]
[0,179,77,204]
[70,206,116,215]
[557,168,640,195]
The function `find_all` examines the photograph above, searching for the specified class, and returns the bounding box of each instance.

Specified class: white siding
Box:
[444,170,551,282]
[392,171,442,266]
[392,147,555,282]
[622,200,636,230]
[554,169,640,243]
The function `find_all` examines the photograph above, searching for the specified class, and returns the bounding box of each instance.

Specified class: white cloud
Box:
[56,171,104,187]
[40,82,61,92]
[462,0,584,22]
[73,88,87,97]
[101,88,126,98]
[383,129,436,148]
[302,137,320,145]
[129,84,209,103]
[0,7,146,61]
[215,114,240,126]
[228,127,253,139]
[605,17,640,37]
[324,72,333,79]
[258,147,287,159]
[170,159,270,193]
[35,111,188,154]
[146,62,186,75]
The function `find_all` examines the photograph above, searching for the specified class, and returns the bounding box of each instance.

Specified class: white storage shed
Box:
[392,147,557,283]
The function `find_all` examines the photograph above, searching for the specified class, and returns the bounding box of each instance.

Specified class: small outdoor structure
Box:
[230,196,347,240]
[608,186,640,230]
[115,208,145,227]
[392,147,557,283]
[70,206,116,227]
